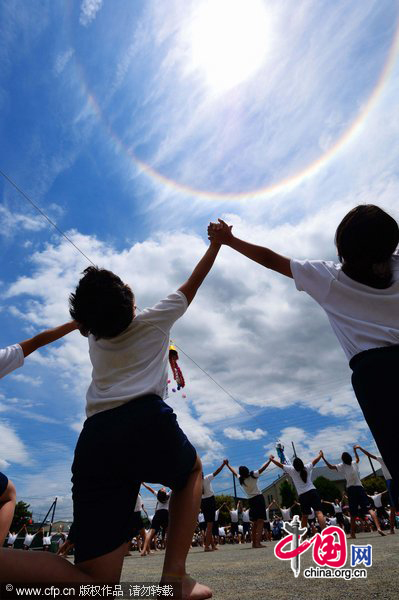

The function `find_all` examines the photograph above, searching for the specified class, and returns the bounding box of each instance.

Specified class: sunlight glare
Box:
[190,0,272,93]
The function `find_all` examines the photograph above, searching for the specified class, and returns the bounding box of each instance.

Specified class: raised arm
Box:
[212,460,226,477]
[141,482,156,496]
[268,455,285,469]
[320,453,338,471]
[258,458,272,475]
[353,446,360,464]
[178,240,221,306]
[19,321,78,357]
[312,450,323,466]
[208,219,292,278]
[225,460,238,478]
[354,445,378,460]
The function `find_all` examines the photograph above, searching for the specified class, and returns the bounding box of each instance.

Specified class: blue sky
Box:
[1,0,399,520]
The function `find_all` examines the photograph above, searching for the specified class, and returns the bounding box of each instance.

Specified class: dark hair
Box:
[69,266,134,339]
[238,465,255,486]
[157,490,168,503]
[341,452,352,465]
[293,457,307,483]
[335,205,399,289]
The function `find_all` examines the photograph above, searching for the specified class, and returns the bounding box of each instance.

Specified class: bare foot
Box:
[252,543,266,548]
[161,575,212,600]
[390,530,395,534]
[348,535,356,539]
[377,529,386,536]
[204,547,213,552]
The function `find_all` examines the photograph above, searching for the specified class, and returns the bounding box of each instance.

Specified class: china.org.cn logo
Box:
[274,515,372,580]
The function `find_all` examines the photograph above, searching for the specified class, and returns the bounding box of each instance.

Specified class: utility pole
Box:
[368,457,376,478]
[233,472,237,505]
[49,497,58,535]
[291,441,297,459]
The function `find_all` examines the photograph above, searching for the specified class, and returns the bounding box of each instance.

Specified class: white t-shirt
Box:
[0,344,24,379]
[240,470,261,498]
[7,533,17,545]
[215,509,220,521]
[24,534,35,547]
[242,509,250,523]
[86,291,188,417]
[370,493,383,508]
[308,509,315,520]
[336,462,362,487]
[329,516,337,526]
[280,507,291,521]
[265,507,270,522]
[43,535,52,545]
[155,496,170,512]
[229,509,238,523]
[290,255,399,360]
[375,456,392,480]
[218,527,226,537]
[283,463,315,495]
[198,512,205,523]
[202,474,215,499]
[332,503,343,514]
[134,493,143,513]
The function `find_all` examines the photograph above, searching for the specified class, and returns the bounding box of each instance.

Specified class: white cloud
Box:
[10,373,42,387]
[0,420,31,466]
[0,205,46,237]
[224,427,266,441]
[53,48,74,76]
[79,0,103,27]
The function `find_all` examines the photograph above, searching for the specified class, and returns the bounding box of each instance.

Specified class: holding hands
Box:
[208,219,234,246]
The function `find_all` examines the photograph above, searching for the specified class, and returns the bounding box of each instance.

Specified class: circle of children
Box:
[0,205,399,600]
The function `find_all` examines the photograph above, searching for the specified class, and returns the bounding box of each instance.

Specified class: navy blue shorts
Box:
[387,479,399,510]
[201,495,216,523]
[151,509,169,535]
[299,489,322,515]
[0,471,8,496]
[347,486,371,517]
[249,494,266,521]
[71,395,196,563]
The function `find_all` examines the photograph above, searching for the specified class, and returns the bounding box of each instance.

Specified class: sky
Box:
[1,0,399,521]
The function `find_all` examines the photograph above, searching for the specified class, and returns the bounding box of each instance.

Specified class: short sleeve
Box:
[282,465,294,476]
[205,473,214,482]
[252,470,259,478]
[139,291,188,331]
[290,259,338,304]
[0,344,24,379]
[335,463,344,473]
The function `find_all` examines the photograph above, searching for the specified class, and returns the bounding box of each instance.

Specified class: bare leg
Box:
[141,528,156,556]
[368,509,386,536]
[390,506,396,534]
[349,516,356,538]
[204,522,213,551]
[0,480,17,546]
[300,515,308,540]
[0,542,128,583]
[160,455,212,600]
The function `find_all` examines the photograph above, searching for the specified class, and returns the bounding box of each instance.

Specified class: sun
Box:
[189,0,272,94]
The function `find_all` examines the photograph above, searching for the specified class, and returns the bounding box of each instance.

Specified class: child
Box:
[140,485,170,555]
[208,206,399,483]
[0,320,77,547]
[354,444,398,534]
[225,457,272,548]
[269,452,326,532]
[322,448,385,538]
[0,240,220,600]
[201,459,226,552]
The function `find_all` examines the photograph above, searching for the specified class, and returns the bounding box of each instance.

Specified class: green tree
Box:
[313,476,342,502]
[214,494,245,526]
[362,476,386,495]
[11,501,32,532]
[279,481,296,507]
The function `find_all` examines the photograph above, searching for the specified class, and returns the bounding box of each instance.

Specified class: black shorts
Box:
[199,521,206,532]
[212,521,219,536]
[201,495,216,523]
[347,486,371,517]
[151,509,169,534]
[299,489,322,515]
[230,522,239,535]
[71,395,196,563]
[131,511,144,537]
[264,521,270,532]
[335,512,345,526]
[243,522,250,534]
[249,494,266,521]
[387,479,399,510]
[0,471,8,497]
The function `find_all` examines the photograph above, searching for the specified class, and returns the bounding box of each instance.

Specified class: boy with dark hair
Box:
[0,239,220,600]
